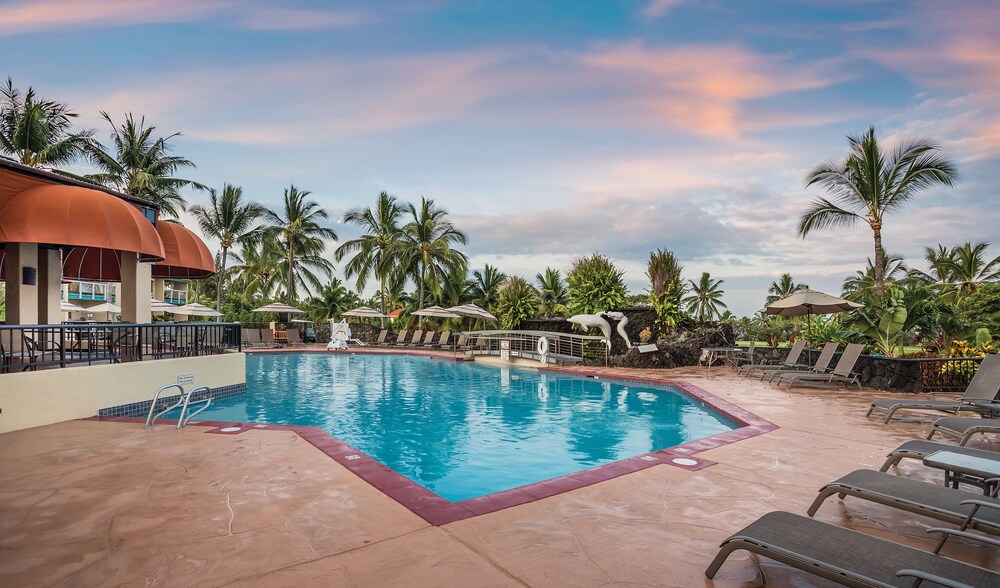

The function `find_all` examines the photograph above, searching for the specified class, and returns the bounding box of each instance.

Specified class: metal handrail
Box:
[144,383,186,428]
[177,386,212,429]
[463,329,609,365]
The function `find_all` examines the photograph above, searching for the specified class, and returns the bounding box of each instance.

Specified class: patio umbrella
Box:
[447,304,497,331]
[60,301,85,312]
[174,302,223,318]
[412,305,462,318]
[252,302,306,314]
[150,298,175,311]
[762,289,863,341]
[342,306,386,318]
[87,302,121,315]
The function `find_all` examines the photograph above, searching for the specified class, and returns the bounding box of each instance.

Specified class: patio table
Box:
[923,450,1000,496]
[700,347,742,372]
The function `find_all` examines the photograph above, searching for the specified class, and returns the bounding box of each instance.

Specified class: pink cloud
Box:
[642,0,684,19]
[0,0,226,35]
[232,8,369,31]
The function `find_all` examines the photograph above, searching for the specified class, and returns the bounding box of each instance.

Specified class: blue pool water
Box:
[188,353,737,501]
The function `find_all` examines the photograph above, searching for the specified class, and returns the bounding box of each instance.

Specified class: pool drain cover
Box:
[220,427,241,433]
[671,457,699,466]
[345,454,361,460]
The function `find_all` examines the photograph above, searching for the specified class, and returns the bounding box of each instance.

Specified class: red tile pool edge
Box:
[89,372,776,526]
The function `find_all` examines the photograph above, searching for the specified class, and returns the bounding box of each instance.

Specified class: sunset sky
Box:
[3,0,998,315]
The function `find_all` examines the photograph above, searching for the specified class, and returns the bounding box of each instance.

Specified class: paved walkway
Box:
[1,365,997,587]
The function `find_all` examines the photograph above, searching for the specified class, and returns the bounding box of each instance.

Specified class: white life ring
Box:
[537,336,549,358]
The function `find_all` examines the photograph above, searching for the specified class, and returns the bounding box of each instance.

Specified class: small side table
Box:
[923,450,1000,496]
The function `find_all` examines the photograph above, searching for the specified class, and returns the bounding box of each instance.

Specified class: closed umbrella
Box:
[762,289,863,341]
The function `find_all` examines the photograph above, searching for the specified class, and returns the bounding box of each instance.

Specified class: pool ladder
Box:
[144,383,213,429]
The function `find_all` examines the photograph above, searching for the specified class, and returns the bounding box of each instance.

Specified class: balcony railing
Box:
[1,323,242,373]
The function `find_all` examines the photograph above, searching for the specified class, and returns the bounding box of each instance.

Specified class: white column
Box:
[37,248,62,324]
[3,243,39,325]
[119,252,152,323]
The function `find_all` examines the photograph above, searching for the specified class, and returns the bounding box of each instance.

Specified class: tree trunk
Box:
[216,247,228,311]
[418,262,426,328]
[287,243,294,306]
[872,221,885,296]
[379,277,386,328]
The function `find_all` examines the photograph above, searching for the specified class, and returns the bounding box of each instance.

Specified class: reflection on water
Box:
[194,354,737,501]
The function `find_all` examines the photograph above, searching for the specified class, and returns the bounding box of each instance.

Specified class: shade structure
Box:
[447,304,497,321]
[60,301,85,312]
[412,305,462,318]
[87,302,121,314]
[762,289,863,340]
[252,303,306,314]
[61,247,121,282]
[174,302,222,317]
[0,185,164,261]
[152,220,215,279]
[342,306,386,318]
[150,298,176,311]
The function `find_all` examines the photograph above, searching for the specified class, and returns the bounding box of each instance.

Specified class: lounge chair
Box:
[738,339,807,378]
[705,510,1000,586]
[374,329,388,346]
[879,440,999,472]
[774,343,864,389]
[807,469,1000,535]
[420,330,436,347]
[286,329,304,346]
[431,331,450,348]
[867,354,1000,423]
[406,330,423,347]
[261,329,280,348]
[729,341,755,368]
[928,416,1000,446]
[764,342,838,382]
[442,333,465,351]
[386,331,408,347]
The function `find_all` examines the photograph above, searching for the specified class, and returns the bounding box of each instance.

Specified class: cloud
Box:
[642,0,684,19]
[0,0,368,36]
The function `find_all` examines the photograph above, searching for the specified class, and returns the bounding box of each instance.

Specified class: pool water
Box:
[187,353,737,501]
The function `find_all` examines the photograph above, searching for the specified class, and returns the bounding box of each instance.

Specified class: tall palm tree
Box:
[335,192,404,323]
[398,197,467,325]
[189,183,268,310]
[948,242,1000,299]
[765,273,809,304]
[800,126,957,296]
[0,78,94,167]
[536,267,569,317]
[469,264,507,312]
[85,112,205,217]
[909,244,956,291]
[683,272,727,322]
[230,239,283,303]
[263,185,337,305]
[842,254,908,302]
[304,277,360,323]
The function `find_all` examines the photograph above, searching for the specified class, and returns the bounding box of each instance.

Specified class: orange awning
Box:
[152,220,215,279]
[0,185,164,260]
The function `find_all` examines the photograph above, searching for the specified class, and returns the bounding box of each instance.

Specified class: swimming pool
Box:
[189,353,738,501]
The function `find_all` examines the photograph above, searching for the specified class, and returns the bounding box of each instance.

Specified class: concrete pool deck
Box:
[2,365,998,586]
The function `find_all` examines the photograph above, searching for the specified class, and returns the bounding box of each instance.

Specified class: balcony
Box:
[66,282,117,303]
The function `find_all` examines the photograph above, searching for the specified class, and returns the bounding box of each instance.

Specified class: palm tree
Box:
[948,242,1000,299]
[800,126,957,296]
[85,112,205,217]
[263,185,337,305]
[335,192,404,323]
[190,183,267,310]
[496,276,539,329]
[908,244,956,292]
[304,278,360,323]
[536,267,569,317]
[766,273,809,304]
[398,197,467,325]
[683,272,727,322]
[230,239,283,303]
[0,78,94,167]
[842,254,908,302]
[469,264,507,312]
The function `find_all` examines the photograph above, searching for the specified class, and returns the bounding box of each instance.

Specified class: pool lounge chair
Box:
[285,329,304,346]
[385,331,408,347]
[807,469,1000,535]
[928,416,1000,446]
[420,330,437,347]
[738,339,807,378]
[867,354,1000,424]
[430,331,450,348]
[405,330,424,347]
[442,333,465,351]
[774,343,864,389]
[879,440,999,472]
[373,329,388,346]
[705,510,1000,587]
[729,341,755,368]
[764,342,838,382]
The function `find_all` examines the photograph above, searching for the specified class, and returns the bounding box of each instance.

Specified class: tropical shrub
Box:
[496,276,539,329]
[646,249,684,331]
[639,327,652,343]
[847,286,908,356]
[566,253,628,315]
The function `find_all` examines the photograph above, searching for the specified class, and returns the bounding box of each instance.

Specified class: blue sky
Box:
[3,0,998,315]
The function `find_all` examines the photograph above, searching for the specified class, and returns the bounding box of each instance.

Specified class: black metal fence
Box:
[915,356,984,393]
[1,323,241,373]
